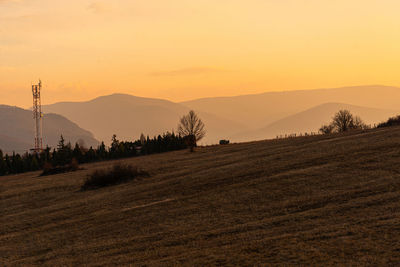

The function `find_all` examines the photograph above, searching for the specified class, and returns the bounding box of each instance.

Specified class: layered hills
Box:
[0,105,99,153]
[43,94,243,145]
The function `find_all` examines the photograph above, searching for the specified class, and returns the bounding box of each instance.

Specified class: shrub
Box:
[219,140,230,145]
[319,124,334,134]
[41,158,81,176]
[42,162,53,174]
[70,158,79,171]
[377,115,400,128]
[82,163,149,190]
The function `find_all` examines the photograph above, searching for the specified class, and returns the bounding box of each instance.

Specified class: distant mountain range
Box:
[231,103,398,142]
[181,85,400,128]
[43,94,243,145]
[44,85,400,145]
[0,105,99,154]
[2,85,400,153]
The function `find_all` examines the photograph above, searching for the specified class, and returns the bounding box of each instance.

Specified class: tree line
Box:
[0,132,187,176]
[3,108,400,176]
[0,109,207,177]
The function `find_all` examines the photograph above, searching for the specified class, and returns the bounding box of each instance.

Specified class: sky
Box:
[1,0,400,108]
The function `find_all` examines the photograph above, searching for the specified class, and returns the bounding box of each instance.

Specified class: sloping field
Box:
[2,127,400,265]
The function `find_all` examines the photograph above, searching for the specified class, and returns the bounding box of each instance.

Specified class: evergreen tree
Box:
[57,135,65,150]
[140,133,146,145]
[86,147,96,162]
[30,156,40,171]
[97,142,107,160]
[0,150,6,175]
[4,154,11,174]
[73,143,84,163]
[110,134,120,158]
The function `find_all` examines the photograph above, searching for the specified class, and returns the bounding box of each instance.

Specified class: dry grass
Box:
[2,127,400,265]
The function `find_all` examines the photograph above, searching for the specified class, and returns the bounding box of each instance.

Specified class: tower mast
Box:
[32,80,43,153]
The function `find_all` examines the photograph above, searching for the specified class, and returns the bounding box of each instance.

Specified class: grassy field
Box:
[2,127,400,266]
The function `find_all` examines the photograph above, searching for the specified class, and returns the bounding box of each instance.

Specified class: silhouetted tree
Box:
[0,150,6,175]
[140,133,146,145]
[77,139,87,151]
[73,143,84,162]
[97,142,107,160]
[86,147,96,162]
[177,110,206,152]
[4,154,11,172]
[57,135,65,150]
[110,134,120,158]
[30,156,40,171]
[320,110,367,134]
[333,110,354,132]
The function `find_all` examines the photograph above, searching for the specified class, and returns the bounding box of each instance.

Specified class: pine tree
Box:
[57,135,65,150]
[4,154,11,174]
[30,156,40,171]
[140,133,146,145]
[110,134,119,158]
[73,143,84,163]
[0,150,6,175]
[97,142,107,160]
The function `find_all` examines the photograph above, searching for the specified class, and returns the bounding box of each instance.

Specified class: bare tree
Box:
[320,109,367,134]
[177,110,206,152]
[332,110,354,132]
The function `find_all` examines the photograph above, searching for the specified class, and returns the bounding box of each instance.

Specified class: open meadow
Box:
[2,127,400,265]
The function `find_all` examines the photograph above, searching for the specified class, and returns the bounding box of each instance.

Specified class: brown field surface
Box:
[2,127,400,266]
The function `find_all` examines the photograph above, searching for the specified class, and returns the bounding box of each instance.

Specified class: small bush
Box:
[41,158,81,176]
[219,140,230,145]
[70,158,79,171]
[82,163,149,190]
[42,162,53,174]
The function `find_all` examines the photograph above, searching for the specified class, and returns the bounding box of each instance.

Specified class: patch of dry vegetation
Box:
[2,127,400,265]
[82,163,149,190]
[40,159,81,177]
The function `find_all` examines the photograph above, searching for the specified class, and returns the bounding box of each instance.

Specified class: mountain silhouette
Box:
[43,94,243,145]
[39,85,400,145]
[0,105,99,154]
[181,85,400,128]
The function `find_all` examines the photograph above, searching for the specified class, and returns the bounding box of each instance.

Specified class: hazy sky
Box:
[1,0,400,107]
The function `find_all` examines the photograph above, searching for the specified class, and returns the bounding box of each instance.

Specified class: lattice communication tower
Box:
[32,80,43,153]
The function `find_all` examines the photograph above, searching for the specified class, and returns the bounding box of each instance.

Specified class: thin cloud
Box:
[150,67,222,77]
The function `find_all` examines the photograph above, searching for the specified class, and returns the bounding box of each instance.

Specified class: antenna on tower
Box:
[31,80,43,153]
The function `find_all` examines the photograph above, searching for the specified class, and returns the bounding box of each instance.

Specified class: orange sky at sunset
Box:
[1,0,400,108]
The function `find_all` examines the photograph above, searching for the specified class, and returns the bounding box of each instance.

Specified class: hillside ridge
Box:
[2,126,400,265]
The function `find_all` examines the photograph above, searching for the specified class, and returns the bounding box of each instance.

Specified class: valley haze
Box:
[40,85,400,145]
